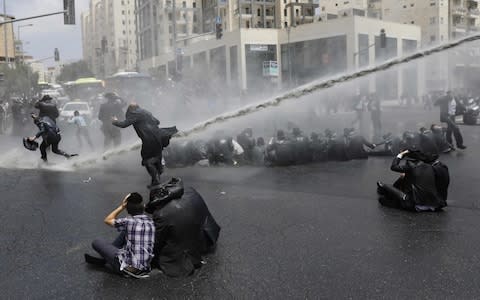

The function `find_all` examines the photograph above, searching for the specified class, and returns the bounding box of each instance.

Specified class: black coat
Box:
[390,157,448,208]
[112,107,177,161]
[35,101,59,122]
[151,187,220,277]
[98,100,124,123]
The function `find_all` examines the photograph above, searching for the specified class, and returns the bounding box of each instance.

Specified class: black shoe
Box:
[67,154,79,159]
[457,145,467,150]
[122,266,150,279]
[84,253,106,266]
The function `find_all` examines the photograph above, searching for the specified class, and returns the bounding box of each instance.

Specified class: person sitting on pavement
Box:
[146,178,220,277]
[377,149,449,212]
[236,128,255,164]
[85,192,156,278]
[28,114,77,163]
[34,95,59,123]
[343,128,376,160]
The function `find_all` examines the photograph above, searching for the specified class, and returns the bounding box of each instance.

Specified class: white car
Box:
[59,101,93,122]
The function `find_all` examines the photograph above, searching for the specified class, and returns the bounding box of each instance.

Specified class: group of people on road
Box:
[82,96,220,279]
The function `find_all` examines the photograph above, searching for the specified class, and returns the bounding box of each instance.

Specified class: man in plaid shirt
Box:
[85,193,155,278]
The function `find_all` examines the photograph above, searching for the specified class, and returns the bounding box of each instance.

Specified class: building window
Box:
[258,9,261,16]
[246,21,250,28]
[284,21,288,27]
[284,9,287,16]
[182,1,186,8]
[193,2,196,8]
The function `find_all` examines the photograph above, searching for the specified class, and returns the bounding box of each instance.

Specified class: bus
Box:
[104,72,155,103]
[63,77,105,101]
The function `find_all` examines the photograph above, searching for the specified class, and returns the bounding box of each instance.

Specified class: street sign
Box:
[250,45,269,52]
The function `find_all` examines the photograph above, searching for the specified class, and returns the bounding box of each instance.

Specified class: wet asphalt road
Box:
[2,107,480,299]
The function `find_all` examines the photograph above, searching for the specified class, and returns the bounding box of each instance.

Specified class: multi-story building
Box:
[364,0,480,91]
[81,0,137,78]
[0,14,16,63]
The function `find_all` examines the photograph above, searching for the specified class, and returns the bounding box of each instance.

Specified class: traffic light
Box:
[64,0,75,25]
[216,23,223,40]
[380,29,386,48]
[54,48,60,62]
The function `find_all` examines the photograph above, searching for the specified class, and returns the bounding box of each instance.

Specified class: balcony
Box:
[241,13,253,19]
[469,8,480,16]
[452,7,467,15]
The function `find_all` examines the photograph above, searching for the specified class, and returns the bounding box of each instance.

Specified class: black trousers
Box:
[144,156,163,186]
[444,115,464,147]
[40,134,69,161]
[377,181,415,211]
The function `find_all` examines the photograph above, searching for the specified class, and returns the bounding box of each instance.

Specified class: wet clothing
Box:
[113,107,177,186]
[35,101,59,123]
[150,187,220,277]
[378,156,449,211]
[113,215,155,272]
[34,117,71,161]
[92,233,126,274]
[345,135,375,160]
[236,133,255,163]
[69,116,93,149]
[98,100,124,149]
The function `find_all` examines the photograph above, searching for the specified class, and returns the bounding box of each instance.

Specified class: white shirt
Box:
[448,98,456,116]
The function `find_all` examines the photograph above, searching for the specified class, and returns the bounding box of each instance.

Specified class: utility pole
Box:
[172,0,177,73]
[4,0,8,65]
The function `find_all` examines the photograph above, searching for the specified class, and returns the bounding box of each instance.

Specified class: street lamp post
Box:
[17,23,33,63]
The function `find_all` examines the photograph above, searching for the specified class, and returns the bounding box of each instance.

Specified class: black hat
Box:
[104,92,119,100]
[40,95,52,102]
[146,178,184,214]
[23,138,39,151]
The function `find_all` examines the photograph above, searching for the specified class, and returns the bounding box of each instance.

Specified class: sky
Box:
[8,0,90,66]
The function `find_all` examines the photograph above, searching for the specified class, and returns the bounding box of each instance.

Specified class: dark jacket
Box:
[151,187,220,277]
[390,157,447,208]
[345,135,375,160]
[112,107,177,161]
[98,100,124,123]
[34,116,60,139]
[35,101,59,122]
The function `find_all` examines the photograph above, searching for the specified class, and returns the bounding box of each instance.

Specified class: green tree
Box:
[0,63,39,99]
[56,60,94,83]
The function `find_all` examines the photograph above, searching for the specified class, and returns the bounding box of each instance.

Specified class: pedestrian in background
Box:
[69,110,94,150]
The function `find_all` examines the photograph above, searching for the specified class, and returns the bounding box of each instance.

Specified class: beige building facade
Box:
[82,0,137,78]
[0,14,16,63]
[138,15,422,98]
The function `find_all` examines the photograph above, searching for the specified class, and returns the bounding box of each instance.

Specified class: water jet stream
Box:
[72,34,480,169]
